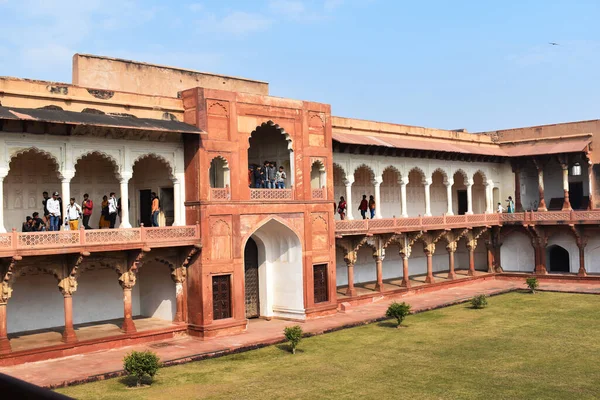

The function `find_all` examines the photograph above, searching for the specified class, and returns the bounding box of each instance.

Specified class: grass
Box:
[57,292,600,400]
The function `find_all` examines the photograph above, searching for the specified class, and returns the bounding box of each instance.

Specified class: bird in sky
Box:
[548,42,559,46]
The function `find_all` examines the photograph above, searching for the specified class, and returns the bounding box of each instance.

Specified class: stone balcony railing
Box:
[335,210,600,236]
[0,225,201,257]
[250,188,294,201]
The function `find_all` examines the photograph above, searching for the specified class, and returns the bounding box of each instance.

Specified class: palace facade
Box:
[0,54,598,365]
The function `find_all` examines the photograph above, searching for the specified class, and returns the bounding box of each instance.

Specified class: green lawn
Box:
[57,292,600,400]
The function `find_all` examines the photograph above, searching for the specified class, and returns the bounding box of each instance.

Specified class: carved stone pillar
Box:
[374,255,384,292]
[58,277,78,343]
[512,163,523,212]
[424,243,435,284]
[119,172,132,228]
[578,244,587,277]
[0,169,8,233]
[446,242,457,280]
[424,178,432,217]
[400,177,409,218]
[485,180,494,214]
[373,176,383,219]
[534,160,547,211]
[344,177,355,220]
[343,252,357,297]
[445,179,454,216]
[588,159,595,210]
[119,271,137,333]
[61,172,74,229]
[0,257,18,354]
[171,266,187,323]
[560,163,571,211]
[400,253,410,288]
[466,179,474,215]
[486,241,495,273]
[466,240,476,276]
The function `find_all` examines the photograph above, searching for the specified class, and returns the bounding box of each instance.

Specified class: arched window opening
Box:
[4,149,61,232]
[310,160,326,199]
[248,122,293,189]
[209,157,230,189]
[381,167,401,218]
[453,171,468,215]
[431,170,447,216]
[131,155,175,227]
[547,245,570,273]
[351,165,375,219]
[407,168,425,217]
[472,171,486,214]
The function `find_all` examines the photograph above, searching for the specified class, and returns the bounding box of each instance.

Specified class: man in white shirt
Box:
[46,191,61,231]
[497,202,504,213]
[66,197,83,231]
[108,192,118,228]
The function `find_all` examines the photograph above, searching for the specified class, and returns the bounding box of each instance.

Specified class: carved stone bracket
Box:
[0,257,21,305]
[58,252,90,296]
[445,228,468,253]
[421,230,445,255]
[466,227,488,251]
[118,248,150,290]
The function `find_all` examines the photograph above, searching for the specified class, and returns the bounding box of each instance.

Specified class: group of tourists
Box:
[335,194,377,220]
[21,191,161,232]
[248,161,287,189]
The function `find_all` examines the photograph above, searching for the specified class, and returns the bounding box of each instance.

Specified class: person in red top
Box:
[337,196,347,220]
[358,195,368,219]
[82,193,93,230]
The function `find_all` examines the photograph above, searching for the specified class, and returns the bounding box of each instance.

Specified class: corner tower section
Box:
[181,87,336,338]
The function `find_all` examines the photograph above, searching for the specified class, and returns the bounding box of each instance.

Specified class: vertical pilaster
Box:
[119,271,137,333]
[345,258,357,297]
[513,163,523,212]
[535,162,547,211]
[400,254,410,288]
[374,255,384,292]
[61,172,75,228]
[445,179,454,216]
[467,247,475,276]
[446,242,457,280]
[0,169,7,233]
[119,172,132,228]
[0,303,9,354]
[466,179,474,215]
[171,266,187,323]
[561,164,571,211]
[588,159,595,210]
[344,177,354,220]
[173,178,182,226]
[485,180,494,214]
[578,245,587,276]
[400,177,408,218]
[373,176,383,219]
[424,178,432,217]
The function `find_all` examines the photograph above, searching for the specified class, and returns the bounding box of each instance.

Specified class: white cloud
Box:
[198,11,272,36]
[269,0,305,15]
[188,2,203,12]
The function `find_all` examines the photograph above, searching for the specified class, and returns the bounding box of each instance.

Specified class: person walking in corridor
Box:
[151,192,160,227]
[108,192,118,228]
[46,192,61,231]
[82,193,93,229]
[338,196,347,220]
[369,195,376,219]
[359,195,368,219]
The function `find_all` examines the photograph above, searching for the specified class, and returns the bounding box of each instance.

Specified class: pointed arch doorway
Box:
[243,219,305,320]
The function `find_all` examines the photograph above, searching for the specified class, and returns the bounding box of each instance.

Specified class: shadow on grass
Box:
[118,375,153,388]
[275,344,305,354]
[377,321,398,328]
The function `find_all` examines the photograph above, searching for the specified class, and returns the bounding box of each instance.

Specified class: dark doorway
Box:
[244,238,260,318]
[548,245,570,273]
[457,190,468,215]
[139,189,152,227]
[313,264,328,303]
[569,182,584,210]
[160,187,174,226]
[212,275,232,320]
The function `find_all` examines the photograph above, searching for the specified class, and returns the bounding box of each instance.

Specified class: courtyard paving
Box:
[1,277,598,388]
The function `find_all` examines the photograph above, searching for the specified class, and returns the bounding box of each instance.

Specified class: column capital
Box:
[423,178,433,186]
[343,176,355,186]
[400,176,409,185]
[486,179,494,187]
[445,179,454,187]
[466,178,474,187]
[372,176,383,186]
[119,270,137,290]
[61,170,75,182]
[120,171,133,182]
[58,276,78,296]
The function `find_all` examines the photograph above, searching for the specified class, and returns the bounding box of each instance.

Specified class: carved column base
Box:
[0,337,10,355]
[447,271,457,280]
[345,287,357,297]
[62,328,78,344]
[425,274,435,284]
[495,266,504,273]
[121,318,137,334]
[578,267,587,277]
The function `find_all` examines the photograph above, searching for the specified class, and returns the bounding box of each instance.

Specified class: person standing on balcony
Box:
[46,191,61,231]
[497,202,504,213]
[82,193,93,230]
[276,166,286,189]
[359,195,368,219]
[108,192,118,228]
[66,197,83,231]
[369,195,376,219]
[506,196,515,213]
[265,161,276,189]
[253,165,264,188]
[42,191,50,225]
[151,192,160,227]
[99,195,110,229]
[338,196,347,220]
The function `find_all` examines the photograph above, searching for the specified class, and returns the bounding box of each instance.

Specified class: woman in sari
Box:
[99,195,111,229]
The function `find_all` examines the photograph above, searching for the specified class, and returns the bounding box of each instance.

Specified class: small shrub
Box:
[123,350,161,387]
[471,294,488,309]
[284,325,303,354]
[526,277,539,293]
[385,301,411,328]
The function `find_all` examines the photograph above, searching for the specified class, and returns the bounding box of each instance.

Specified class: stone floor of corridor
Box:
[3,276,600,389]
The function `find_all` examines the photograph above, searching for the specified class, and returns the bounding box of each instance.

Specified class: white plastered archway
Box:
[246,218,304,320]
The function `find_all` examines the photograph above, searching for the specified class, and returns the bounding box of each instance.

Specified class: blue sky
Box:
[0,0,598,132]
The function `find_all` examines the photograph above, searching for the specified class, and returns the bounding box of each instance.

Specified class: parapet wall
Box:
[72,54,269,98]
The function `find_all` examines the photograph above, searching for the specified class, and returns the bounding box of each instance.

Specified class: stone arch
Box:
[209,155,230,189]
[381,166,401,218]
[453,168,469,182]
[310,159,327,190]
[408,166,426,183]
[500,230,535,272]
[473,169,487,182]
[431,168,448,215]
[353,163,376,179]
[333,163,347,181]
[243,217,305,319]
[74,150,121,180]
[407,167,426,216]
[13,265,61,283]
[132,153,175,181]
[352,165,376,216]
[8,147,62,179]
[249,120,293,151]
[431,167,448,182]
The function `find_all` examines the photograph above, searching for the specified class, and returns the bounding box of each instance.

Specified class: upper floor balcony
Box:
[0,225,200,257]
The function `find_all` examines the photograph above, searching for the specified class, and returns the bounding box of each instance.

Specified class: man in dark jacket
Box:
[253,166,264,188]
[359,195,368,219]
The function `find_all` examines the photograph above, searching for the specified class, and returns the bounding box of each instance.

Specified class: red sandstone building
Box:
[0,54,598,365]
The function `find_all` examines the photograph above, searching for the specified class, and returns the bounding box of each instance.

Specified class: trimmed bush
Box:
[284,325,303,354]
[471,294,488,309]
[385,301,411,328]
[123,350,161,387]
[526,277,539,294]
